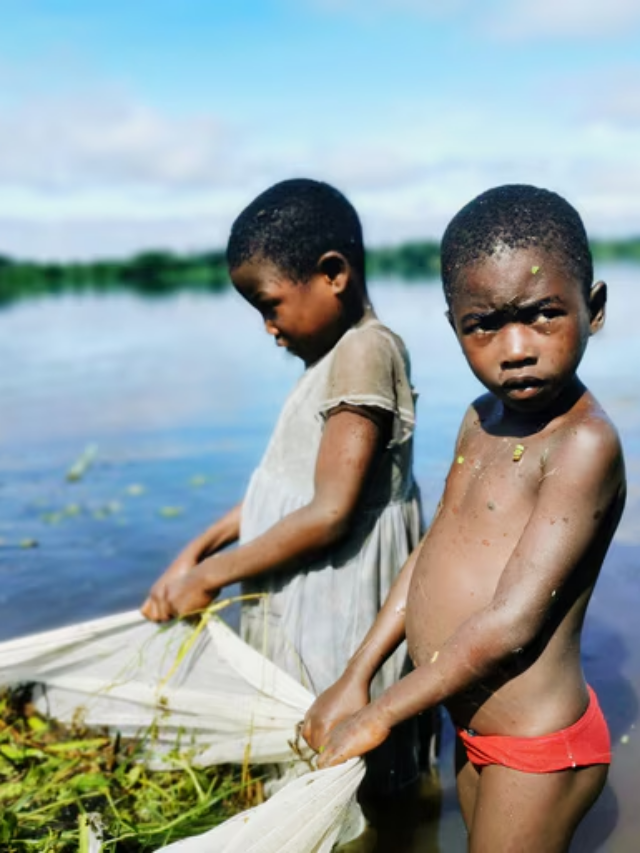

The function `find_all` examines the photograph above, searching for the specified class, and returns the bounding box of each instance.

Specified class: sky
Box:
[0,0,639,260]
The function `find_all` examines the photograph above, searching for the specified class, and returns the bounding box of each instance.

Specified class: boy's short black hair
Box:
[441,184,593,302]
[226,178,365,284]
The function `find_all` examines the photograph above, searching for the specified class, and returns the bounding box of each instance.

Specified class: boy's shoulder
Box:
[462,388,624,492]
[465,388,621,445]
[544,393,624,482]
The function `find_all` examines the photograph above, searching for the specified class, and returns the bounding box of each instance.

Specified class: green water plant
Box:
[0,687,259,852]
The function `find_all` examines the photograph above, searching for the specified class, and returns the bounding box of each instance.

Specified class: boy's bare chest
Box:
[443,430,546,520]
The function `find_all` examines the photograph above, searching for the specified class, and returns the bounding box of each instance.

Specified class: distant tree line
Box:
[1,238,639,306]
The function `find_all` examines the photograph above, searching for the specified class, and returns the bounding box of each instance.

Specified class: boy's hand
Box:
[302,671,370,752]
[316,705,391,768]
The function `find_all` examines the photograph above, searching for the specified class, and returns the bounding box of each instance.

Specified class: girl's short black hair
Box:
[226,178,365,283]
[441,184,593,302]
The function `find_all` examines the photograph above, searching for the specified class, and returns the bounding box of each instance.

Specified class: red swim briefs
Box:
[457,686,611,773]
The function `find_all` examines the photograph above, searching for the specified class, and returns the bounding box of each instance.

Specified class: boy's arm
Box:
[159,407,392,619]
[318,419,625,766]
[302,534,427,750]
[141,503,242,621]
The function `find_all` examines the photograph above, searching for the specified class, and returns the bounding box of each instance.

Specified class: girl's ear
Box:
[318,252,350,294]
[445,309,456,332]
[589,280,607,334]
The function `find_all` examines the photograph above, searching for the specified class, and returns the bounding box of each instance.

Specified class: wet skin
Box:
[406,247,626,736]
[306,246,626,767]
[301,244,627,852]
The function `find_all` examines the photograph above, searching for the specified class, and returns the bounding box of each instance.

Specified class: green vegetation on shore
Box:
[1,238,639,305]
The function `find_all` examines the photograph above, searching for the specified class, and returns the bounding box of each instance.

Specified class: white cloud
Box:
[0,95,238,191]
[0,213,232,262]
[1,79,640,259]
[485,0,640,38]
[307,0,640,37]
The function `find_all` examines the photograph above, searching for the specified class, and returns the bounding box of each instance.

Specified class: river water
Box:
[1,267,639,850]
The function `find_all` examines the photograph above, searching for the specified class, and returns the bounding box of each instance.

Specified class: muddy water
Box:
[1,267,639,850]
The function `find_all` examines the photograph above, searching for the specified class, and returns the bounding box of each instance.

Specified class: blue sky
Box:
[1,0,639,259]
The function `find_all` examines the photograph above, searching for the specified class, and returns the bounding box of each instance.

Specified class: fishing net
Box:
[0,603,365,852]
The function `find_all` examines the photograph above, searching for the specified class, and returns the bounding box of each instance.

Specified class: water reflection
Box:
[0,266,639,851]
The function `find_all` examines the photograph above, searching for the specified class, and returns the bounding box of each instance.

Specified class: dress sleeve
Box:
[318,324,417,447]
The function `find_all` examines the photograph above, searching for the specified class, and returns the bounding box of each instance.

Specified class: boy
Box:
[303,184,627,851]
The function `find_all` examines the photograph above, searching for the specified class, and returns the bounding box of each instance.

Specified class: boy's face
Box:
[230,258,344,365]
[447,246,605,415]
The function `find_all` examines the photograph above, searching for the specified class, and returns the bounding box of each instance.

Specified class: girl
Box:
[141,178,425,792]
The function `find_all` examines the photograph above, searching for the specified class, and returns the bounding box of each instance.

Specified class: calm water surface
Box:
[1,267,639,851]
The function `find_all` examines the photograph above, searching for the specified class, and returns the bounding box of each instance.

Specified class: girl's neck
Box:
[304,296,376,368]
[342,286,375,330]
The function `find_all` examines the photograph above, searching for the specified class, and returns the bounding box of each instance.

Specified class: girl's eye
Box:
[259,300,279,319]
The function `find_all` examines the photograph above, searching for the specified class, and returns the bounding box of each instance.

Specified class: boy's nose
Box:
[264,318,278,336]
[500,324,537,370]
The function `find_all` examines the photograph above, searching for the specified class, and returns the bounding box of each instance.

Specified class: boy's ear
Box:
[588,280,607,334]
[318,252,350,294]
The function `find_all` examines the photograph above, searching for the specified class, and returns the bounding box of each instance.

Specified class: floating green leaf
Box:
[159,506,184,518]
[188,475,208,488]
[126,484,146,496]
[66,444,98,482]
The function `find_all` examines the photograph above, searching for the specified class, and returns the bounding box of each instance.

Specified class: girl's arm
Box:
[159,407,392,620]
[141,503,242,622]
[317,418,625,767]
[302,533,426,750]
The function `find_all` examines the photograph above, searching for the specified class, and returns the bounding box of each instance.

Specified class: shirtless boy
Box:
[303,185,627,851]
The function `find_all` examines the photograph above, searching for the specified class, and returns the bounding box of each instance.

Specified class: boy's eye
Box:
[529,307,564,325]
[463,316,501,335]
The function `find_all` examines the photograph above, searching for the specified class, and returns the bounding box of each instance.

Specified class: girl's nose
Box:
[264,318,278,337]
[500,324,537,370]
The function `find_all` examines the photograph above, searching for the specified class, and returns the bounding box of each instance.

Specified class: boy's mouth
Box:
[502,376,546,398]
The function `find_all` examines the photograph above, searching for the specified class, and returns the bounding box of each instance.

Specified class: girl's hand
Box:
[302,671,370,752]
[164,568,220,619]
[141,558,194,622]
[317,705,391,768]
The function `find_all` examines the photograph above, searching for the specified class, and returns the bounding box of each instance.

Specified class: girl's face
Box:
[230,258,346,366]
[447,246,606,415]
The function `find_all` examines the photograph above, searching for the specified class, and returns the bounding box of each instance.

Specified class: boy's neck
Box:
[492,377,587,437]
